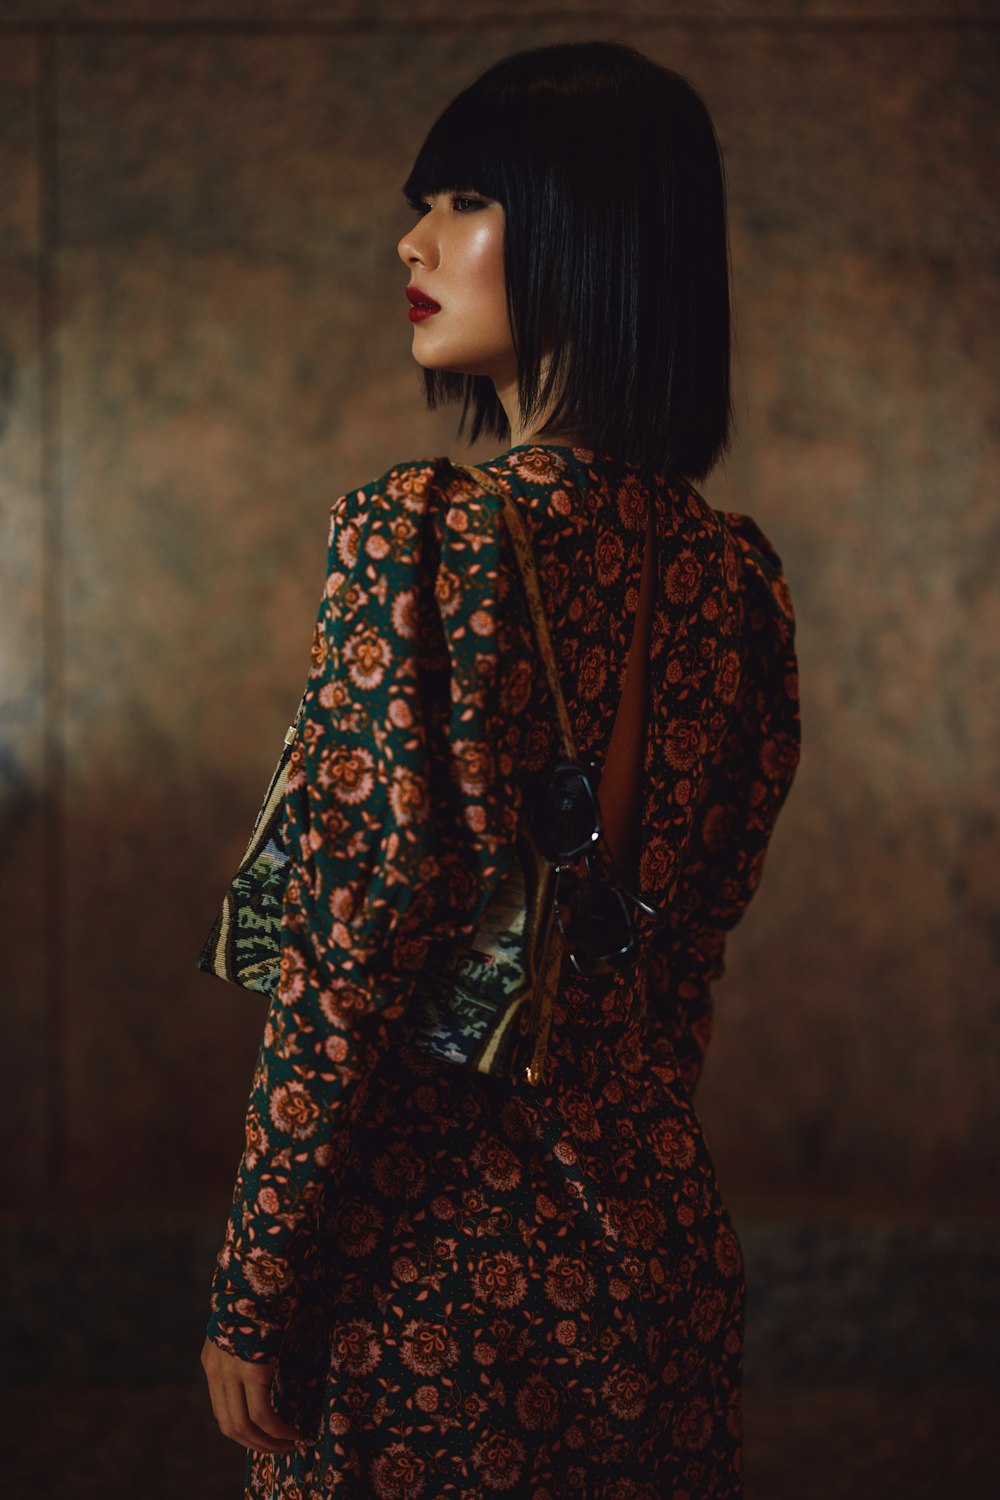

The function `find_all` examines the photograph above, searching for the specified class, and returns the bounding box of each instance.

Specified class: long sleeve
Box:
[206,457,553,1362]
[644,510,801,1094]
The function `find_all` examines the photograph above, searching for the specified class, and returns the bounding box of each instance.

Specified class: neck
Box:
[494,361,583,450]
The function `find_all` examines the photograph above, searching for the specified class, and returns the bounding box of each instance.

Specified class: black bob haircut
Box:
[401,39,734,482]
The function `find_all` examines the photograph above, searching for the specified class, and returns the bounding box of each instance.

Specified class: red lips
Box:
[406,286,441,309]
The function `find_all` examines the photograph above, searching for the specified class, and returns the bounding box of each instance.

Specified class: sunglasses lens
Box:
[525,758,657,977]
[529,765,598,862]
[558,874,634,973]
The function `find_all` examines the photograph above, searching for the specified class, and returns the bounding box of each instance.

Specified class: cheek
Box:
[461,221,506,308]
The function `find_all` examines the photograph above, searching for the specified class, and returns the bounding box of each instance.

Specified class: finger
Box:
[244,1377,301,1443]
[204,1367,226,1434]
[201,1343,229,1433]
[219,1370,297,1454]
[224,1380,295,1452]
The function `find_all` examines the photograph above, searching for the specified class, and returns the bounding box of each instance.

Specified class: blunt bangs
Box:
[401,39,734,482]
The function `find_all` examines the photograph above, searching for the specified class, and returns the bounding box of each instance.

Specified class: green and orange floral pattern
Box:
[205,442,800,1497]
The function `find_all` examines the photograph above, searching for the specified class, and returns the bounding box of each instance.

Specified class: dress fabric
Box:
[205,442,801,1499]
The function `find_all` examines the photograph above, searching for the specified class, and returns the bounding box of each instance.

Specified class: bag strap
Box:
[457,462,579,1087]
[457,463,578,761]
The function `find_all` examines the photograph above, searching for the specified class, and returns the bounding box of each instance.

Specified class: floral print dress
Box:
[204,442,801,1499]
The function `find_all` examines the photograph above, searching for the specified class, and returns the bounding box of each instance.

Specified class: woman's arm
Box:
[644,510,802,1093]
[205,458,552,1364]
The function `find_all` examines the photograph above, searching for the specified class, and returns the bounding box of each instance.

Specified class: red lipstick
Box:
[406,285,441,322]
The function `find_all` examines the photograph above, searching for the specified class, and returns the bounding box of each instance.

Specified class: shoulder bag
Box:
[195,464,576,1088]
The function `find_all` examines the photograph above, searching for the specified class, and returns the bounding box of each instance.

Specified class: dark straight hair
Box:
[401,39,734,482]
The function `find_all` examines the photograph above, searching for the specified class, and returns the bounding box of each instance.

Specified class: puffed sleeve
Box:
[205,457,554,1362]
[644,511,801,1094]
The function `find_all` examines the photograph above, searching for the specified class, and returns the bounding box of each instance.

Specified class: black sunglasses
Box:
[523,756,664,977]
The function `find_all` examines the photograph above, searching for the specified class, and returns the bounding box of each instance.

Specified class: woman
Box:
[201,39,800,1499]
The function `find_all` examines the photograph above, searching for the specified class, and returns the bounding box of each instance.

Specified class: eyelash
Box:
[407,193,484,218]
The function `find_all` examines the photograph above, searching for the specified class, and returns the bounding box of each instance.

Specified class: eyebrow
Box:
[401,186,482,200]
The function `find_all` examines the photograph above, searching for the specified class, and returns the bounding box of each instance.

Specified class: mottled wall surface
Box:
[2,1,997,1246]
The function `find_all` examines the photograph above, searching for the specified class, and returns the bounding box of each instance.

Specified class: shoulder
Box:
[325,457,523,632]
[330,455,507,555]
[714,508,782,571]
[710,506,796,631]
[331,455,490,524]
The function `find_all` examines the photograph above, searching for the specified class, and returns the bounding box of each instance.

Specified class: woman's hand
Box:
[201,1336,301,1454]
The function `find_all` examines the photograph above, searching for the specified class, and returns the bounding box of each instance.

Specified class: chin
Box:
[412,351,488,378]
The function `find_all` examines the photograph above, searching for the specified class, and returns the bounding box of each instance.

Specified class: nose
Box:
[397,220,435,270]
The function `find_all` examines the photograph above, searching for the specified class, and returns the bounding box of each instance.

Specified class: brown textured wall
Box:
[2,2,998,1244]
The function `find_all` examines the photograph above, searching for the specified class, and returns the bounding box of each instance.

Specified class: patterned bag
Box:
[196,464,577,1087]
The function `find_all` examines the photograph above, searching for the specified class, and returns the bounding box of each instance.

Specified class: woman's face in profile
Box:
[397,188,515,383]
